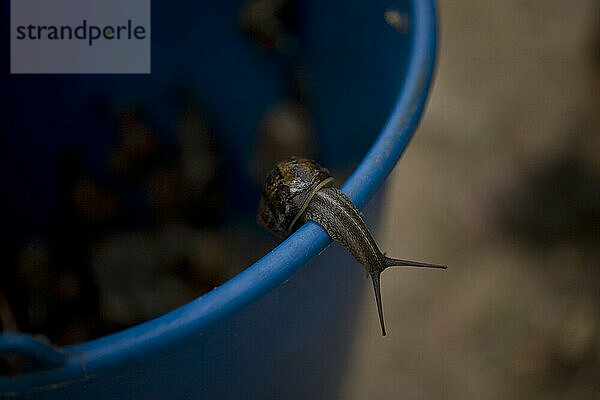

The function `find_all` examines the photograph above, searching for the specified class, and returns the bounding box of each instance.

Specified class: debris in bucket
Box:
[0,100,236,346]
[92,225,227,326]
[239,0,297,49]
[0,291,18,332]
[110,108,160,180]
[384,9,409,33]
[249,99,316,183]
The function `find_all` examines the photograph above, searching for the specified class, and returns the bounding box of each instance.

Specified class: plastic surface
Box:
[0,334,67,369]
[0,0,437,397]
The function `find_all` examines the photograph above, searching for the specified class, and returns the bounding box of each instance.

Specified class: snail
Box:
[257,157,446,336]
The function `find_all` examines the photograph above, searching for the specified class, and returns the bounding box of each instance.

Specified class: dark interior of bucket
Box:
[0,0,412,346]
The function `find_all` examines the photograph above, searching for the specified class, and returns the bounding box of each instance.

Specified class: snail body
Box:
[258,157,446,336]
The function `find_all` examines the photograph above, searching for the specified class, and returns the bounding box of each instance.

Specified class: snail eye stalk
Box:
[384,257,447,270]
[370,273,386,336]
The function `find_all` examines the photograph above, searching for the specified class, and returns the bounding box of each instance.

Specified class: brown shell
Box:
[257,157,334,238]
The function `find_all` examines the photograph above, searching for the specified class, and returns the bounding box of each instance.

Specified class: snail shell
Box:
[257,157,334,238]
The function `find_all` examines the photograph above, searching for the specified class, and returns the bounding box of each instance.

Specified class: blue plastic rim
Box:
[0,0,437,397]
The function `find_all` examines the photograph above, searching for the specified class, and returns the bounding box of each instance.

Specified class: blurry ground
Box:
[342,1,600,399]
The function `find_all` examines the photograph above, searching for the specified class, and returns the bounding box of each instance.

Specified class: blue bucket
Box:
[0,0,437,398]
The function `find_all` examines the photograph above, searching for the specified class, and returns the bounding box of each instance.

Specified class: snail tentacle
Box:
[385,257,447,270]
[371,273,386,336]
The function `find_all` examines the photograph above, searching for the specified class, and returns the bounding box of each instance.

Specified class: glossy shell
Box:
[257,157,334,238]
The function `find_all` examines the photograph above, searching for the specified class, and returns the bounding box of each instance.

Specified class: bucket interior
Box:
[0,0,412,345]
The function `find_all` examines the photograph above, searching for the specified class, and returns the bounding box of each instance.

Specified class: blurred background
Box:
[1,0,599,398]
[343,0,600,399]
